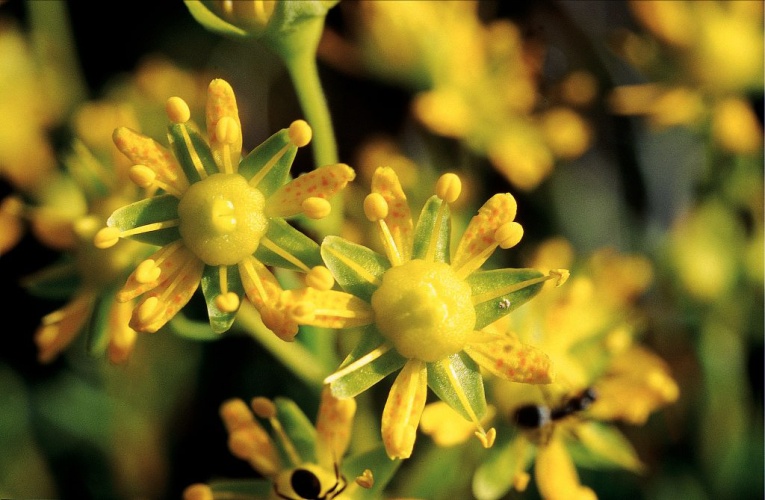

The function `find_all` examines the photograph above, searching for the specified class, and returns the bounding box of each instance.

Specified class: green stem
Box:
[235,303,329,390]
[284,51,339,168]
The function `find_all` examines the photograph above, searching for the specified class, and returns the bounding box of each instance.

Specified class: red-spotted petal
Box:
[284,287,374,329]
[265,163,356,218]
[206,79,242,174]
[381,359,428,459]
[464,331,554,384]
[371,166,414,261]
[315,386,356,470]
[113,126,189,195]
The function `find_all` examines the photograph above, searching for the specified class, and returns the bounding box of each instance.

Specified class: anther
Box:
[513,471,531,492]
[435,173,462,203]
[288,119,312,147]
[550,268,570,286]
[129,164,157,188]
[251,397,277,419]
[215,292,240,313]
[306,266,334,290]
[94,227,121,249]
[73,216,100,240]
[475,427,497,448]
[135,259,161,284]
[215,116,240,145]
[136,296,163,326]
[301,197,332,219]
[355,469,375,489]
[290,302,315,323]
[494,221,524,249]
[166,96,191,124]
[364,192,389,222]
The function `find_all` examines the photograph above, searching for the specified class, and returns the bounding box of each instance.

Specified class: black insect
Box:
[274,462,347,500]
[513,387,598,430]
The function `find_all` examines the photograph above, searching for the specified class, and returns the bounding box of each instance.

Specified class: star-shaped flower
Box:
[282,167,566,459]
[94,78,355,336]
[182,387,400,500]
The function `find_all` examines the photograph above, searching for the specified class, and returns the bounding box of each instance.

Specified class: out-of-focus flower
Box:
[420,238,677,500]
[182,387,399,500]
[320,1,593,191]
[609,0,764,154]
[281,168,567,459]
[95,79,355,336]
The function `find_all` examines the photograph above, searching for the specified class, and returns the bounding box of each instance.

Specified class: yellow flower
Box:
[183,387,399,500]
[95,78,355,336]
[283,168,566,459]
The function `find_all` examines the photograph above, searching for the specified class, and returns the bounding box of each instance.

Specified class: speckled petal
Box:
[381,359,428,459]
[315,386,356,470]
[371,166,413,261]
[206,79,242,173]
[451,193,518,277]
[464,331,554,384]
[238,255,298,339]
[265,163,355,218]
[117,242,189,302]
[35,292,94,364]
[284,287,374,329]
[113,126,189,195]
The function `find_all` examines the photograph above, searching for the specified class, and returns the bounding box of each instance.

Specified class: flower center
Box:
[371,259,476,363]
[178,173,268,266]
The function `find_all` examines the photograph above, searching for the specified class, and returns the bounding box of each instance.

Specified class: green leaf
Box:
[274,397,318,466]
[427,353,487,423]
[183,1,250,39]
[468,268,546,330]
[329,326,406,399]
[167,123,219,183]
[239,127,296,196]
[472,431,534,500]
[107,194,181,247]
[342,445,402,500]
[85,286,119,357]
[200,264,244,333]
[209,478,272,498]
[566,421,646,473]
[255,218,322,271]
[321,236,389,303]
[21,259,80,299]
[412,195,450,263]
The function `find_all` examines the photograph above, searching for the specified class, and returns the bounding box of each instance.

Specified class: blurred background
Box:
[0,1,762,499]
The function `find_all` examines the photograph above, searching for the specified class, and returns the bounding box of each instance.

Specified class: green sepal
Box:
[167,123,219,184]
[183,1,250,39]
[167,311,222,341]
[342,444,402,500]
[565,421,646,473]
[200,264,244,334]
[427,352,487,423]
[412,195,450,263]
[209,479,272,498]
[273,397,318,466]
[254,218,322,271]
[472,430,534,500]
[107,194,181,246]
[21,259,80,300]
[468,268,546,330]
[329,325,406,399]
[84,286,119,357]
[238,128,296,196]
[320,236,390,303]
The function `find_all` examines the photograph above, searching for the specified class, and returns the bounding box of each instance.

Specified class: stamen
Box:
[259,237,312,273]
[288,119,312,147]
[438,357,494,449]
[494,221,524,249]
[365,193,403,266]
[118,219,181,238]
[513,471,531,492]
[179,124,208,180]
[218,265,229,294]
[471,272,560,306]
[129,164,184,197]
[215,116,240,174]
[135,259,161,284]
[214,292,240,313]
[550,268,570,286]
[241,259,269,303]
[322,245,382,288]
[166,96,191,124]
[135,296,163,327]
[94,227,121,249]
[251,396,277,418]
[251,396,303,468]
[302,197,332,219]
[355,469,374,489]
[153,240,184,267]
[306,266,334,290]
[324,343,393,385]
[454,242,499,281]
[435,173,462,204]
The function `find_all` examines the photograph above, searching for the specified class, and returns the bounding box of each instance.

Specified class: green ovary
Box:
[178,173,268,266]
[371,259,476,363]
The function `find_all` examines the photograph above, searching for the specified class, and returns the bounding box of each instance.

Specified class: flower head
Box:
[283,168,566,459]
[183,387,400,500]
[95,78,355,336]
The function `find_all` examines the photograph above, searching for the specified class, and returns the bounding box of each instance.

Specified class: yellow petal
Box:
[284,287,374,329]
[107,299,137,364]
[113,126,189,195]
[315,386,356,469]
[381,359,428,459]
[420,401,495,448]
[238,256,299,340]
[535,436,596,500]
[219,398,281,477]
[451,193,518,278]
[35,292,94,363]
[206,79,242,173]
[371,166,413,262]
[464,331,554,384]
[266,163,355,218]
[117,242,186,302]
